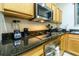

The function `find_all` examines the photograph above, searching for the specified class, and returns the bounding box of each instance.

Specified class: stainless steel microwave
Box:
[33,3,53,22]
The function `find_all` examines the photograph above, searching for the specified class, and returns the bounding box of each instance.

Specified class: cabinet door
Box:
[57,9,62,24]
[19,45,44,56]
[60,34,68,50]
[46,3,52,9]
[56,8,62,24]
[56,8,59,23]
[67,38,79,55]
[3,3,34,16]
[59,9,62,24]
[52,4,57,23]
[52,4,62,24]
[60,35,65,50]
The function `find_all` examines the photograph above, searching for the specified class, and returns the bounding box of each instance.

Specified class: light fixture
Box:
[40,20,44,23]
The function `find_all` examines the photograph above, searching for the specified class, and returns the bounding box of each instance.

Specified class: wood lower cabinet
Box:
[67,38,79,55]
[60,34,68,55]
[3,3,34,19]
[60,34,79,56]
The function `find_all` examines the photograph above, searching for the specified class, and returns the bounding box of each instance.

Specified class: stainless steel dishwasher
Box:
[44,42,57,56]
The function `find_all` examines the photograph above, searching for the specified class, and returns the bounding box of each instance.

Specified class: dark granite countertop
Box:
[62,31,79,35]
[64,29,79,35]
[67,32,79,35]
[15,32,64,56]
[0,32,64,56]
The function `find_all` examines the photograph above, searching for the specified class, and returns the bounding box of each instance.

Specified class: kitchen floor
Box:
[55,46,73,56]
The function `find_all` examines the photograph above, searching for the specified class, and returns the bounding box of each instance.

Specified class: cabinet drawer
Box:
[32,49,43,56]
[19,45,43,56]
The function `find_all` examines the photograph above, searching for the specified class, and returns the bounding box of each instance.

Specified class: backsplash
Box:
[0,12,57,42]
[4,16,48,32]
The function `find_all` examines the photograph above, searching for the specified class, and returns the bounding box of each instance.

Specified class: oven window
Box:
[44,42,57,56]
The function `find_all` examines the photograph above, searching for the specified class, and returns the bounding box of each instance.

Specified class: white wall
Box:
[0,12,7,42]
[56,3,75,30]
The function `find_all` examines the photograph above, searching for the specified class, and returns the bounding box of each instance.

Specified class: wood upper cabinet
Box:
[46,3,62,24]
[56,8,59,23]
[46,3,52,9]
[56,8,62,24]
[51,4,57,23]
[59,9,62,23]
[51,4,62,24]
[3,3,34,19]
